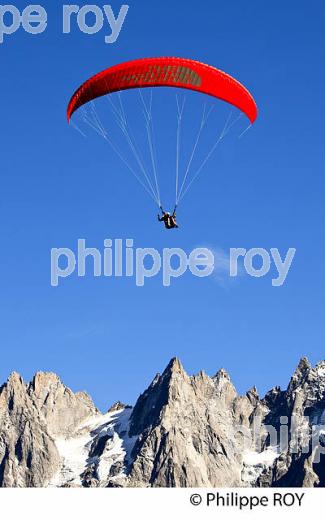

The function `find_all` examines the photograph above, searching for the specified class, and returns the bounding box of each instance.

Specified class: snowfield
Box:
[50,407,138,487]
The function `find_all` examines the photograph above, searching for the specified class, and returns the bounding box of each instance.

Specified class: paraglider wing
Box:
[67,57,258,124]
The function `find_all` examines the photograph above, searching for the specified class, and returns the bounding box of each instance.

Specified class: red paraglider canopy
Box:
[67,57,258,124]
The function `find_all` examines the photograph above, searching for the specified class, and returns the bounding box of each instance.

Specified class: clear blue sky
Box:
[1,1,324,411]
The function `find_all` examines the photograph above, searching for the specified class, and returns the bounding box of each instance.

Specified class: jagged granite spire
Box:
[0,373,60,487]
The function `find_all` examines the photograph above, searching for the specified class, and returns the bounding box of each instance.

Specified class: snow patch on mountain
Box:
[50,407,137,487]
[242,446,279,484]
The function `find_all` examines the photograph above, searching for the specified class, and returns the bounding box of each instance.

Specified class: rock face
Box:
[0,357,324,487]
[128,359,244,487]
[256,358,325,487]
[0,373,60,487]
[28,372,98,436]
[0,372,97,487]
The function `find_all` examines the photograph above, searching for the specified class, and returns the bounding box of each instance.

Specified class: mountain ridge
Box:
[0,357,324,487]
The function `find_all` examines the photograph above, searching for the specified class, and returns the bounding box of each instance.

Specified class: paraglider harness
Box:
[158,206,179,229]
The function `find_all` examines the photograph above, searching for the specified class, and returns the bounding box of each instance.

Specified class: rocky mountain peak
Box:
[128,358,186,437]
[107,401,129,413]
[1,357,325,488]
[192,369,211,387]
[1,372,26,397]
[163,357,186,377]
[296,356,312,374]
[7,371,24,385]
[0,372,29,413]
[248,385,258,395]
[29,371,61,395]
[213,367,230,381]
[212,368,237,404]
[286,356,325,411]
[27,371,97,436]
[289,357,311,388]
[246,385,259,404]
[263,385,283,406]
